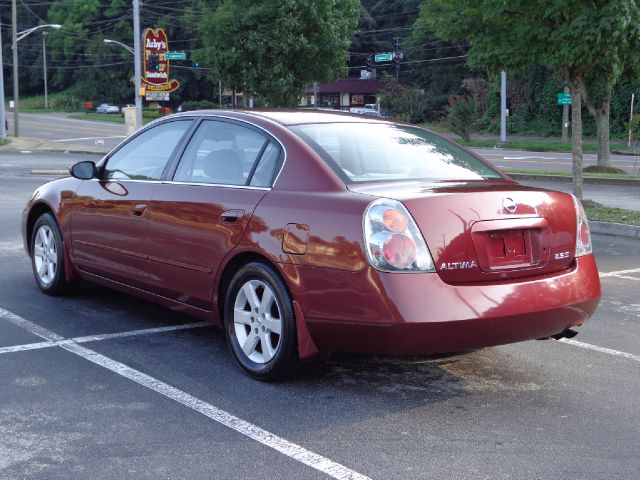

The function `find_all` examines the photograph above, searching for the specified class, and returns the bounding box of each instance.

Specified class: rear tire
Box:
[31,213,71,295]
[224,262,298,381]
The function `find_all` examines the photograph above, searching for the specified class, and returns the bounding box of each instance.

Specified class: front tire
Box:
[31,213,71,295]
[224,262,298,381]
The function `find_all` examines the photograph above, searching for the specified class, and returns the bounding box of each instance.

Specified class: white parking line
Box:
[558,338,640,363]
[600,267,640,278]
[0,321,209,355]
[0,308,370,480]
[606,275,640,281]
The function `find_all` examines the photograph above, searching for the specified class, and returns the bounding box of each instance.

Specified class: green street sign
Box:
[165,51,187,60]
[374,52,393,62]
[557,92,572,105]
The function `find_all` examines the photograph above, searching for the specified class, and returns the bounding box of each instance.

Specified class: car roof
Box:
[172,109,389,126]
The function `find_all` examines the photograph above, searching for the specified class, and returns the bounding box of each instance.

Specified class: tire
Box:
[31,213,71,295]
[224,262,298,381]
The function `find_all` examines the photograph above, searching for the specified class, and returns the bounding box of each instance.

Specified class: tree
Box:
[378,75,429,123]
[200,0,359,107]
[414,0,640,199]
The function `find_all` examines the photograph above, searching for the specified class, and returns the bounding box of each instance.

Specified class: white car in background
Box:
[96,103,120,114]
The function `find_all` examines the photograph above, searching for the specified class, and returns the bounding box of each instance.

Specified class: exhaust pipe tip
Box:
[550,328,579,340]
[537,328,579,341]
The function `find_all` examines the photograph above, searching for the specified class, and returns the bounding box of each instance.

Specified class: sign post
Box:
[558,89,572,143]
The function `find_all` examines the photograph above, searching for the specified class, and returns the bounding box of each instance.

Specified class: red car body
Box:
[22,110,600,377]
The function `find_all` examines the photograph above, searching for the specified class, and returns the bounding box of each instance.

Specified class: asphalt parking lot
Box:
[1,165,640,479]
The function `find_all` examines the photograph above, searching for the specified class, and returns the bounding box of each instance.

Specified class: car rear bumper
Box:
[293,255,601,355]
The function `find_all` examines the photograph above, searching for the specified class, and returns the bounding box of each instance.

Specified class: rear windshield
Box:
[290,123,503,183]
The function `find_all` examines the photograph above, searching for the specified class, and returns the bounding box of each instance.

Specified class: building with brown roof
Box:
[302,77,387,110]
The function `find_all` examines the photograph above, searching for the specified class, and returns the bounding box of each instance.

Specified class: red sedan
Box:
[22,110,601,380]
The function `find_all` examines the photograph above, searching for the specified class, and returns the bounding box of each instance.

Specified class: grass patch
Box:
[505,169,640,180]
[68,113,125,123]
[0,139,8,147]
[583,200,640,226]
[17,92,83,113]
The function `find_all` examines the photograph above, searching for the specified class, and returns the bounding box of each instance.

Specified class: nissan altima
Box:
[22,110,601,380]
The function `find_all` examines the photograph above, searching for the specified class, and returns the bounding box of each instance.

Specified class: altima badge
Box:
[503,197,517,213]
[440,261,478,270]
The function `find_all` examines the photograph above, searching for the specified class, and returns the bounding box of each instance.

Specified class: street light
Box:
[103,38,134,55]
[103,38,141,129]
[16,24,61,42]
[10,8,62,137]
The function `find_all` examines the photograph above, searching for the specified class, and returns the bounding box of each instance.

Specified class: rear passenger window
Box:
[250,142,280,187]
[174,120,274,186]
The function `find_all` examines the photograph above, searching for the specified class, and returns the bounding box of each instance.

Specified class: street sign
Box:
[165,51,186,60]
[374,52,393,62]
[557,92,572,105]
[146,92,169,101]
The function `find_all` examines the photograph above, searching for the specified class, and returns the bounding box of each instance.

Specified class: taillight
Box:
[572,195,592,257]
[363,198,435,272]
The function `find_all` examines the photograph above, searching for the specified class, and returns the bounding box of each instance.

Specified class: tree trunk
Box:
[594,100,610,166]
[584,87,612,167]
[569,83,583,200]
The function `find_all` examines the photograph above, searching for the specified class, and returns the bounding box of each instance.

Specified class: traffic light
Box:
[393,52,403,66]
[366,55,373,71]
[148,54,160,71]
[193,61,201,69]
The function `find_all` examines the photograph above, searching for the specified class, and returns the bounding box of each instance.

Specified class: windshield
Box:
[290,123,503,183]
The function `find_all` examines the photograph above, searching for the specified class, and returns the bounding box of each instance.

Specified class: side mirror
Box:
[69,161,97,180]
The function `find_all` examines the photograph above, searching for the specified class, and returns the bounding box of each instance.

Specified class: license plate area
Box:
[486,229,532,268]
[472,218,550,272]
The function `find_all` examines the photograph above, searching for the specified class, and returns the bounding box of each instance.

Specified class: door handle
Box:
[220,209,245,223]
[132,204,148,217]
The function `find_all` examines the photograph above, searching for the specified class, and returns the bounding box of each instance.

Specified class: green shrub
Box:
[444,96,476,141]
[142,108,161,119]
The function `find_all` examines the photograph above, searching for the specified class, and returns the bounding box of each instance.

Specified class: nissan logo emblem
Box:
[503,197,517,213]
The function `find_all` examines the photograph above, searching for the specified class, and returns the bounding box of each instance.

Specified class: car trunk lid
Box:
[349,180,577,283]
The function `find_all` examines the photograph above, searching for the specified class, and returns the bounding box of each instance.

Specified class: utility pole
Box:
[133,0,143,129]
[12,0,19,137]
[500,70,507,144]
[394,36,400,81]
[43,32,48,110]
[0,21,7,140]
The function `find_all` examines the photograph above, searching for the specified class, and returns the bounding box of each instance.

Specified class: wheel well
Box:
[26,203,55,254]
[217,252,287,319]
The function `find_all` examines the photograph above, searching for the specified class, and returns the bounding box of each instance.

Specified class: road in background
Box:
[6,112,126,151]
[5,113,640,175]
[475,148,640,174]
[2,150,637,212]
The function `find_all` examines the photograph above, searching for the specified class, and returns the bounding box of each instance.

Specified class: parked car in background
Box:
[350,103,380,116]
[96,103,120,114]
[22,110,601,381]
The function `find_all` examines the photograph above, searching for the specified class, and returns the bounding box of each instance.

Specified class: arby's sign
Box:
[142,28,180,94]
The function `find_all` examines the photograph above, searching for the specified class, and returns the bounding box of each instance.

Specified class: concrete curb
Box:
[509,173,640,186]
[589,221,640,240]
